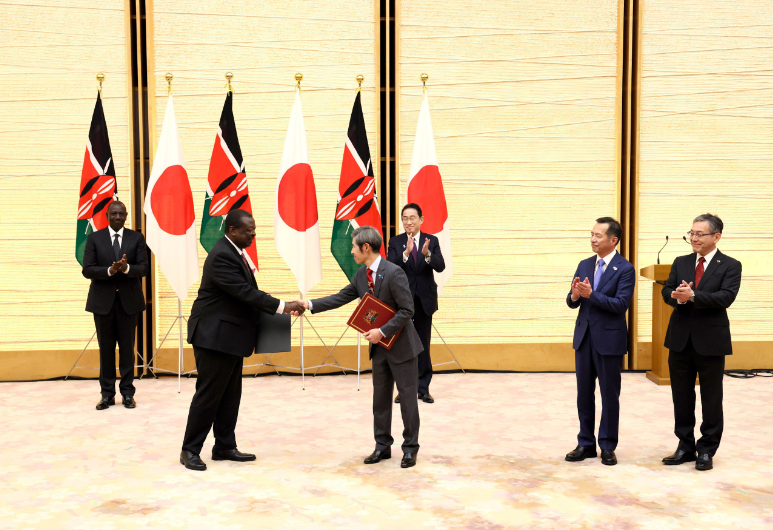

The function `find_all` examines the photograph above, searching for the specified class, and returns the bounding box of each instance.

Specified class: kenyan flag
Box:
[76,91,116,265]
[332,92,384,281]
[201,92,258,271]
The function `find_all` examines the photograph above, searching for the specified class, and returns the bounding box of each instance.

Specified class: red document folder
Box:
[347,293,401,350]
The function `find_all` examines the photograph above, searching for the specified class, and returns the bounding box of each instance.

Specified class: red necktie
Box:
[241,252,255,274]
[366,268,375,294]
[695,256,706,287]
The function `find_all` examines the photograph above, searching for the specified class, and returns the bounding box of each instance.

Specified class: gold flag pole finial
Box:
[225,72,234,94]
[165,73,174,95]
[295,73,303,91]
[96,73,105,93]
[421,73,429,93]
[356,75,364,92]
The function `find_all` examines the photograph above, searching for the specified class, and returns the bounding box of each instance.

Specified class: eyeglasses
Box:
[402,216,420,222]
[687,231,717,239]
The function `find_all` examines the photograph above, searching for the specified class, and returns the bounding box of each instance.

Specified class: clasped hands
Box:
[405,236,430,257]
[571,277,593,300]
[109,254,129,275]
[283,299,383,344]
[670,280,694,303]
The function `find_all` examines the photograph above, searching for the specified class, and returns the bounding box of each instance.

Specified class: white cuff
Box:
[403,252,409,263]
[308,300,314,311]
[276,300,285,314]
[107,267,113,276]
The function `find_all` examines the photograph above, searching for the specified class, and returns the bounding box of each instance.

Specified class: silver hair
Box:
[352,225,383,253]
[693,213,723,234]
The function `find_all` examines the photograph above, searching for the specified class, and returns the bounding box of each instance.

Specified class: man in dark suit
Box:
[300,226,424,468]
[82,201,148,410]
[661,213,741,471]
[565,217,635,466]
[387,203,445,403]
[180,209,304,471]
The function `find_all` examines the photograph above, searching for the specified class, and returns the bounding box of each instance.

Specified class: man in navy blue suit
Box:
[565,217,635,466]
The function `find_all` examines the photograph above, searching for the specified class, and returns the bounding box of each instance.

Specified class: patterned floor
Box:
[1,372,771,529]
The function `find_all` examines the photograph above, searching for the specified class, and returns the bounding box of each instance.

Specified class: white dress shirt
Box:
[107,226,130,276]
[402,231,432,264]
[225,235,285,314]
[676,247,719,304]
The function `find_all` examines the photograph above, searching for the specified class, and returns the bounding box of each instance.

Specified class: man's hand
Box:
[671,280,694,303]
[284,300,307,316]
[575,277,593,299]
[571,277,582,301]
[109,261,121,275]
[117,254,128,273]
[404,235,414,257]
[421,237,430,256]
[363,328,384,344]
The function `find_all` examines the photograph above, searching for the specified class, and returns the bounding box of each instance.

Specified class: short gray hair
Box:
[352,225,383,253]
[693,213,723,234]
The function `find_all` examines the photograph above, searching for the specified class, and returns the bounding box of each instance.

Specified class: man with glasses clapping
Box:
[661,213,742,471]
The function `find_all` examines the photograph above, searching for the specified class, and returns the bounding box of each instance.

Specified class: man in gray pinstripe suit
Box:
[298,226,424,468]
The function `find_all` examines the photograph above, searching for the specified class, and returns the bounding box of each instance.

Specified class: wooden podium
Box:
[640,264,673,385]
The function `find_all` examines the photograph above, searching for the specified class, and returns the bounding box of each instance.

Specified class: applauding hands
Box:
[671,280,694,303]
[571,277,593,300]
[109,254,128,275]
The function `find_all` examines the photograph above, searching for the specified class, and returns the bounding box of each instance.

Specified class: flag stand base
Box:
[64,334,148,382]
[139,299,192,393]
[431,322,464,372]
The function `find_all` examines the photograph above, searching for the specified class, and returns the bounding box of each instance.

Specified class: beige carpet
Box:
[1,372,771,529]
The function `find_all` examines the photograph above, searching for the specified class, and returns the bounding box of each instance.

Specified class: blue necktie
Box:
[594,258,605,290]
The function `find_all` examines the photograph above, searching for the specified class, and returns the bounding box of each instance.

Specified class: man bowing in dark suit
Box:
[82,201,148,411]
[180,209,305,471]
[299,226,424,468]
[565,217,635,466]
[661,213,741,471]
[387,203,445,403]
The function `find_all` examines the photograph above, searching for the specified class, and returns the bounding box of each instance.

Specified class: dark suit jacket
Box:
[661,251,741,356]
[386,232,445,315]
[187,237,281,357]
[311,258,424,364]
[82,227,148,315]
[566,252,636,356]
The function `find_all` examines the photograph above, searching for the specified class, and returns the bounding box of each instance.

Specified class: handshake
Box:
[283,300,310,316]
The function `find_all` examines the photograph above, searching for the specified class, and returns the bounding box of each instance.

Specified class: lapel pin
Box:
[717,260,721,263]
[378,274,383,280]
[613,266,618,271]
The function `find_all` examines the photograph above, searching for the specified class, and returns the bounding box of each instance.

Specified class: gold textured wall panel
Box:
[148,0,378,359]
[0,1,132,353]
[398,0,623,344]
[637,0,773,349]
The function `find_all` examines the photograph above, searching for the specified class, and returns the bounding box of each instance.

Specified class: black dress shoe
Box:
[662,449,697,465]
[401,453,417,468]
[364,449,391,464]
[695,453,713,471]
[601,450,617,466]
[394,396,400,404]
[211,448,256,462]
[420,393,434,403]
[180,450,207,471]
[122,396,136,409]
[96,397,115,410]
[565,445,597,462]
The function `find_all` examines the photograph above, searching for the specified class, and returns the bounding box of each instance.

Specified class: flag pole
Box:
[178,298,183,393]
[300,291,305,390]
[357,333,361,391]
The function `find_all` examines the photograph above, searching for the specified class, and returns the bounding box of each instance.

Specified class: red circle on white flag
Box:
[407,165,448,234]
[150,165,195,235]
[278,163,318,231]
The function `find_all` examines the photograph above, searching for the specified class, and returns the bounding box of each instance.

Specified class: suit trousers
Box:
[94,296,137,398]
[372,346,420,453]
[413,295,433,396]
[668,336,725,456]
[575,332,623,451]
[182,347,244,455]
